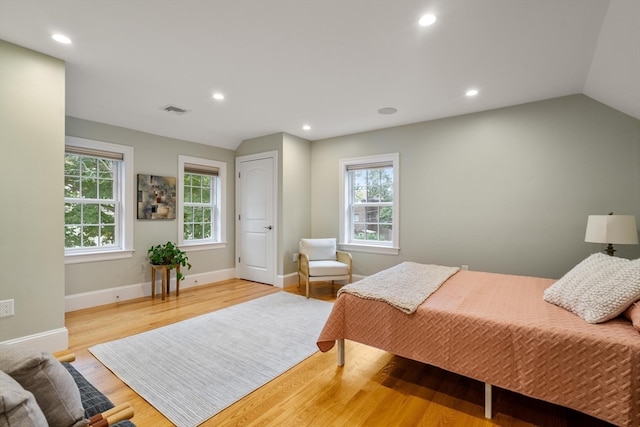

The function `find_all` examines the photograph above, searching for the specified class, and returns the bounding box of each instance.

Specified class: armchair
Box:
[298,238,352,298]
[0,346,135,427]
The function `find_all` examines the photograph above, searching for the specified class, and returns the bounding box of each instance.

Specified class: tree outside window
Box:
[183,172,215,241]
[64,153,119,249]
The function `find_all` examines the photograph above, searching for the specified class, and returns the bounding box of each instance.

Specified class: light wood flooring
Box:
[56,279,613,427]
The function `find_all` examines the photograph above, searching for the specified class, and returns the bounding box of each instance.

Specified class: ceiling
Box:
[1,0,638,151]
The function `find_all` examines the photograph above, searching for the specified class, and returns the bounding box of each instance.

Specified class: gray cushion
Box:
[0,345,88,427]
[0,370,47,427]
[543,253,640,323]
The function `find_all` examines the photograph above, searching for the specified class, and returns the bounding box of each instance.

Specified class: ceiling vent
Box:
[160,104,189,114]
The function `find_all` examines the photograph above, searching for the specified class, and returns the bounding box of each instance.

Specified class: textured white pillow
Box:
[299,238,337,261]
[543,253,640,323]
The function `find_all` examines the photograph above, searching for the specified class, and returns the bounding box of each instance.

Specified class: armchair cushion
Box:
[300,238,337,261]
[308,260,350,277]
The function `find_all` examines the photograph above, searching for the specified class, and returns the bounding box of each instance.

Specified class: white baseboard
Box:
[277,272,299,288]
[0,328,69,354]
[65,268,236,312]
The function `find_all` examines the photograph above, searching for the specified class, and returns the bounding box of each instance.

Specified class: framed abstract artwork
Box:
[137,174,176,219]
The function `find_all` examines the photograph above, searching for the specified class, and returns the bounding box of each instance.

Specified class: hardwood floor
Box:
[57,279,613,427]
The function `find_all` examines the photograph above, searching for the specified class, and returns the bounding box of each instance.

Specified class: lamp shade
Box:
[585,215,639,244]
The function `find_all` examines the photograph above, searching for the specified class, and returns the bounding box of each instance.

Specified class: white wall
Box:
[584,0,640,120]
[310,95,640,279]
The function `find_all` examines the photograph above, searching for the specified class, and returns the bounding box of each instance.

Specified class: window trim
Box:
[178,155,227,250]
[64,136,134,264]
[339,153,400,255]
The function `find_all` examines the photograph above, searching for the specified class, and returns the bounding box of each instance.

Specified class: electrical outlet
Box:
[293,253,299,263]
[0,299,14,317]
[461,265,469,271]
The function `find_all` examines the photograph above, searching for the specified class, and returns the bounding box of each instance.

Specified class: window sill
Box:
[65,249,135,264]
[179,241,227,252]
[339,243,399,255]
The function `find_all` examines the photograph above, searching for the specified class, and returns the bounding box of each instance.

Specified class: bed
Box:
[316,261,640,427]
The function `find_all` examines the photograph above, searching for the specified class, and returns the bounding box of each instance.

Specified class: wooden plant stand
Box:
[150,264,180,300]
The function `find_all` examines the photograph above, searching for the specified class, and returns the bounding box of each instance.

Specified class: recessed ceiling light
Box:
[52,34,71,44]
[419,14,437,27]
[302,124,311,131]
[466,89,479,97]
[378,107,398,115]
[212,92,224,100]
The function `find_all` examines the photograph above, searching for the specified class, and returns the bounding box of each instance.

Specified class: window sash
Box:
[183,173,217,243]
[64,154,122,250]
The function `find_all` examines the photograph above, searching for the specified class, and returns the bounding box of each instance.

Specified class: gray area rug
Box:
[89,292,333,427]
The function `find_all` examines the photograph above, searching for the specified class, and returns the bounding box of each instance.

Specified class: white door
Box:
[236,152,277,284]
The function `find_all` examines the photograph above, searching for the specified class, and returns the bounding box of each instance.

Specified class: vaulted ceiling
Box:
[1,0,638,150]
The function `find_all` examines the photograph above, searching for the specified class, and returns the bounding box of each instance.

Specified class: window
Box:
[64,137,134,263]
[178,155,227,249]
[339,153,399,255]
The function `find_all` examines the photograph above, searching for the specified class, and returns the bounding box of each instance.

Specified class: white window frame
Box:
[64,136,134,264]
[339,153,400,255]
[178,155,227,251]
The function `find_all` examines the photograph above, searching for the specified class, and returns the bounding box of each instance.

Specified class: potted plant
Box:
[147,241,191,280]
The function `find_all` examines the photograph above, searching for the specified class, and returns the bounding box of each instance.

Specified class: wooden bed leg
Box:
[337,339,345,367]
[484,382,493,419]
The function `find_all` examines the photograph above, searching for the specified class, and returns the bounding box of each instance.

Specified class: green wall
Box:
[65,117,237,295]
[282,133,311,276]
[235,132,312,281]
[310,95,640,279]
[0,41,66,346]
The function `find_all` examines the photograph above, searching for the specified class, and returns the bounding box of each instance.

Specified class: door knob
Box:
[264,225,273,230]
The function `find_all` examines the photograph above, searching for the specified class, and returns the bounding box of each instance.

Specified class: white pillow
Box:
[543,253,640,323]
[299,238,337,261]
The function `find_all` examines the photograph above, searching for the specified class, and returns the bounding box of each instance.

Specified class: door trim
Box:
[235,150,278,285]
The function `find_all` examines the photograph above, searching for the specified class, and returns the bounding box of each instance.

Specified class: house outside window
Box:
[64,136,134,263]
[339,153,400,255]
[178,155,227,250]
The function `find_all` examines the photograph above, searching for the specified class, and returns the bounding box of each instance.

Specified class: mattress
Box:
[317,270,640,427]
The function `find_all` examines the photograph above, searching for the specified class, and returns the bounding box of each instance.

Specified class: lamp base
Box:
[605,244,616,256]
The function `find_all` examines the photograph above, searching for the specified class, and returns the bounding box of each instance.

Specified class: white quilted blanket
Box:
[337,262,460,314]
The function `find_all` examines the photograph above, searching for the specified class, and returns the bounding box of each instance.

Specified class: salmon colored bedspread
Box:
[317,270,640,427]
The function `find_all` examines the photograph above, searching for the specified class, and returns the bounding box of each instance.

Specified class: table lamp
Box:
[585,213,639,256]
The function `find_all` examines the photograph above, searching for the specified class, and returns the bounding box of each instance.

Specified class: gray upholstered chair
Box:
[298,238,352,298]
